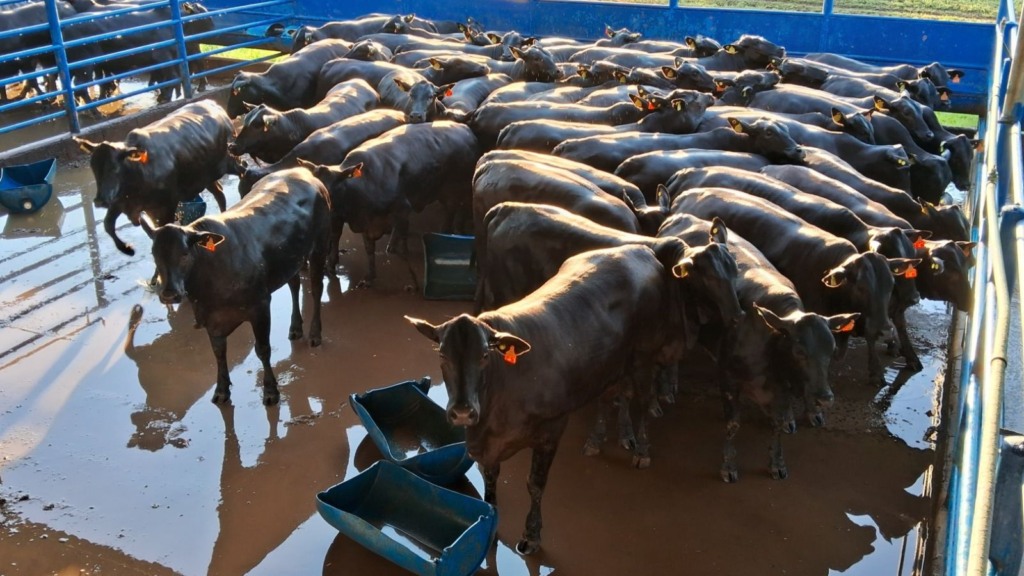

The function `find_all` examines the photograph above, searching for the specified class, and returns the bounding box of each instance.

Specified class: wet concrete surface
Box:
[0,160,953,575]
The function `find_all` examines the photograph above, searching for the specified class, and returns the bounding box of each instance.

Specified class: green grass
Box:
[199,44,287,63]
[607,0,999,22]
[935,111,980,130]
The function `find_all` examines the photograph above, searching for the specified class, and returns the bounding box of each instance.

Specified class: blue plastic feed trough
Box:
[351,377,474,486]
[317,460,497,576]
[175,196,207,226]
[423,233,477,301]
[0,158,57,215]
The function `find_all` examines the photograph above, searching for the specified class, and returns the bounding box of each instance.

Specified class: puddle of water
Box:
[0,155,949,576]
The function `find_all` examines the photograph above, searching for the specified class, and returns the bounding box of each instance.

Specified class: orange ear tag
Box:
[351,166,363,178]
[839,320,856,333]
[136,150,149,164]
[201,237,218,252]
[914,238,926,249]
[953,76,961,84]
[647,101,656,111]
[905,267,918,278]
[445,88,454,97]
[503,345,517,365]
[940,92,949,101]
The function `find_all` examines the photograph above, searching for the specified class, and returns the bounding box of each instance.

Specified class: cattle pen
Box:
[1,0,1023,575]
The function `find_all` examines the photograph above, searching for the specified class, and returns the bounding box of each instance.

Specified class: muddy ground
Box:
[0,153,955,575]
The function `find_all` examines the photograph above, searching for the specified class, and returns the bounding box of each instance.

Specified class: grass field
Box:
[612,0,1000,22]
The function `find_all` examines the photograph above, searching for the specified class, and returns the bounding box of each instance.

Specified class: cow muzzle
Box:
[447,405,479,427]
[159,289,183,305]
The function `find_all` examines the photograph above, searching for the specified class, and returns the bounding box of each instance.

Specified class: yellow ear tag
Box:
[904,267,918,279]
[503,345,517,365]
[914,238,926,249]
[201,236,218,252]
[839,320,856,333]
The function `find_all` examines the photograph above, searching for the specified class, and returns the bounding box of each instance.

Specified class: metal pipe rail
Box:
[0,0,292,138]
[945,0,1024,573]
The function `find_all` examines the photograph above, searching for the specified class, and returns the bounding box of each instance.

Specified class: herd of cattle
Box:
[71,11,978,555]
[1,0,213,106]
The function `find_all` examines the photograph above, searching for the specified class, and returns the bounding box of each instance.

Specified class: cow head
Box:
[669,217,744,331]
[866,227,923,311]
[227,72,274,119]
[938,134,977,192]
[511,45,562,82]
[380,13,416,34]
[289,26,318,54]
[230,104,281,157]
[602,25,642,46]
[74,136,132,209]
[298,159,362,224]
[915,239,976,311]
[921,200,971,242]
[140,212,223,304]
[684,35,722,58]
[898,77,948,110]
[918,61,958,90]
[394,77,453,124]
[344,39,392,62]
[424,56,490,85]
[406,314,531,427]
[873,93,934,143]
[728,117,805,164]
[722,34,785,69]
[585,60,630,85]
[660,61,716,93]
[820,251,896,341]
[770,58,828,88]
[829,107,876,145]
[634,91,713,134]
[714,70,779,105]
[754,304,859,425]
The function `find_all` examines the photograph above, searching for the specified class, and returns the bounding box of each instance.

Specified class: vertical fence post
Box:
[168,0,195,100]
[819,0,835,53]
[44,0,80,133]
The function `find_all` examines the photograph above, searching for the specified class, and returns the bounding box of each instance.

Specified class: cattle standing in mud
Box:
[407,244,689,555]
[74,100,234,256]
[140,168,332,406]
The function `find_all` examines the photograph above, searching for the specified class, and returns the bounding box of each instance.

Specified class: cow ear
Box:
[491,331,531,357]
[394,78,412,92]
[888,257,922,277]
[344,162,365,179]
[189,232,226,252]
[723,44,739,55]
[140,212,158,238]
[949,69,964,83]
[671,257,694,279]
[727,117,746,134]
[831,107,845,126]
[429,58,443,70]
[486,32,502,45]
[753,304,789,336]
[822,267,847,288]
[920,200,937,215]
[956,241,977,258]
[241,101,256,113]
[709,217,728,244]
[437,83,455,99]
[509,45,524,60]
[929,256,946,274]
[403,13,415,22]
[125,147,149,164]
[873,95,890,111]
[657,185,671,214]
[661,66,677,79]
[827,313,860,334]
[861,108,875,119]
[405,315,440,343]
[629,93,647,109]
[73,136,100,154]
[604,24,614,37]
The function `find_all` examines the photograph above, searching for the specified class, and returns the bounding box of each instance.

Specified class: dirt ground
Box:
[0,160,953,576]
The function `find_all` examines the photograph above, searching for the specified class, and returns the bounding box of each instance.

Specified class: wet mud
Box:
[0,162,952,575]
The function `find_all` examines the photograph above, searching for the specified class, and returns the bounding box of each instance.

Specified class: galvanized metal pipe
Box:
[1000,4,1024,120]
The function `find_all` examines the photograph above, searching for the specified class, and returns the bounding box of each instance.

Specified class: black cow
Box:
[289,16,394,52]
[664,167,924,370]
[747,84,877,144]
[74,100,234,256]
[227,39,352,118]
[915,239,976,312]
[658,213,857,481]
[614,149,769,201]
[803,53,962,90]
[314,58,407,100]
[377,69,454,123]
[441,73,514,117]
[921,105,979,191]
[469,98,652,148]
[139,167,332,406]
[552,117,805,173]
[800,148,970,241]
[230,79,379,163]
[301,121,480,285]
[671,187,911,385]
[406,244,688,554]
[238,109,406,199]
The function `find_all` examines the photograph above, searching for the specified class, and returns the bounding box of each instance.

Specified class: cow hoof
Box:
[721,467,739,483]
[211,391,231,405]
[659,392,675,405]
[515,538,540,555]
[619,437,636,451]
[288,328,302,340]
[905,357,924,372]
[310,335,322,347]
[770,465,788,480]
[262,392,280,406]
[783,419,797,434]
[808,412,826,428]
[632,455,651,469]
[648,401,663,418]
[582,441,601,457]
[129,304,144,327]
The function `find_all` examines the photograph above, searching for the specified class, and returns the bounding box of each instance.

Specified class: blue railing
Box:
[0,0,294,137]
[945,0,1024,574]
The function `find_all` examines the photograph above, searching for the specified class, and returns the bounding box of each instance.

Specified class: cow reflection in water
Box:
[122,302,250,450]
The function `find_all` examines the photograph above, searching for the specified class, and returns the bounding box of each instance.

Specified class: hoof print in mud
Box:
[516,538,540,556]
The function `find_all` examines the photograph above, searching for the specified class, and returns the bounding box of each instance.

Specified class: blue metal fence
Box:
[0,0,294,137]
[946,0,1024,573]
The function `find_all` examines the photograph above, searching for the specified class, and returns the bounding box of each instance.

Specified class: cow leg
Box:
[768,393,790,480]
[209,332,232,404]
[865,332,885,386]
[631,363,656,469]
[616,391,636,451]
[308,244,327,347]
[251,306,280,406]
[207,180,228,212]
[482,462,500,505]
[359,234,377,287]
[583,394,611,456]
[720,379,741,483]
[287,274,303,340]
[518,424,565,556]
[891,307,923,371]
[103,208,135,256]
